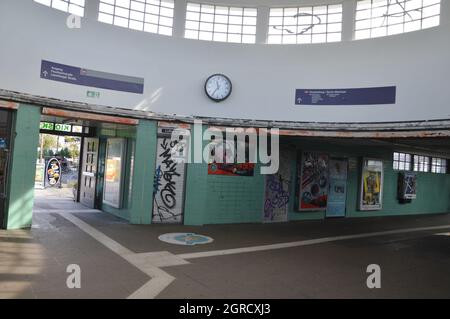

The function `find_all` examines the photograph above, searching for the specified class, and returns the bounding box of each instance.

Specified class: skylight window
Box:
[355,0,441,39]
[185,2,257,44]
[34,0,85,17]
[268,4,343,44]
[98,0,174,36]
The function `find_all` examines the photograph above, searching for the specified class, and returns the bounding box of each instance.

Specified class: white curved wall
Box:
[0,0,449,123]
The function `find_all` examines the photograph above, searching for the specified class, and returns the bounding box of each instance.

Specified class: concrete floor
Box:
[0,191,449,298]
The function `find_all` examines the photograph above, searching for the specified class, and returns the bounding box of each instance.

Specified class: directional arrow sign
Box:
[40,60,144,94]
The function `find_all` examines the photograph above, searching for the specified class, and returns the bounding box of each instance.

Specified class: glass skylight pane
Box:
[355,0,441,39]
[98,0,174,36]
[268,4,342,44]
[185,2,257,43]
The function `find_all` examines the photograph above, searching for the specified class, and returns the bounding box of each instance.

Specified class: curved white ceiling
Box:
[1,0,449,124]
[33,0,443,45]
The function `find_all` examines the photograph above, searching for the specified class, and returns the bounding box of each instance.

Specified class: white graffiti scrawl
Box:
[152,134,188,223]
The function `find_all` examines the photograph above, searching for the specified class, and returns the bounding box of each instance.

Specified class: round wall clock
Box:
[204,74,232,102]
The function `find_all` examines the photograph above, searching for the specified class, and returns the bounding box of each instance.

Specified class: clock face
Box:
[205,74,232,102]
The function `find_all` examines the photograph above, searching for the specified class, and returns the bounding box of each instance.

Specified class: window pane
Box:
[185,2,257,43]
[98,0,174,36]
[34,0,85,16]
[268,4,342,44]
[355,0,441,39]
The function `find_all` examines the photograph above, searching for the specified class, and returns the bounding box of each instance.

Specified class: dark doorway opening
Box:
[0,109,13,229]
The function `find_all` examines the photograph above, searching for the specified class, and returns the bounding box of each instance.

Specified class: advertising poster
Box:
[103,138,125,208]
[398,172,417,200]
[326,159,348,217]
[45,158,61,187]
[299,152,329,211]
[208,163,255,176]
[35,163,45,189]
[105,158,120,182]
[360,158,384,210]
[207,139,255,177]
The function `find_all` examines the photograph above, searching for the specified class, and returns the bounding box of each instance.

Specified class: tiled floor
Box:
[0,190,449,298]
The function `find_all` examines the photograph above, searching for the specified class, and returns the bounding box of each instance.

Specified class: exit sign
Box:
[87,90,100,98]
[40,122,71,133]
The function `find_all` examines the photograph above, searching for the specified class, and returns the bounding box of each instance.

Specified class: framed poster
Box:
[208,163,255,176]
[45,158,61,187]
[360,158,384,210]
[398,172,417,200]
[299,152,329,211]
[35,163,45,189]
[103,138,126,208]
[326,158,348,217]
[207,138,255,177]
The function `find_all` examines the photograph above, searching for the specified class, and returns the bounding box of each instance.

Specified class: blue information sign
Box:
[295,86,396,105]
[40,60,144,94]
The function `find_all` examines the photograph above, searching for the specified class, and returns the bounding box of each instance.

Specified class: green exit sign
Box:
[40,122,54,130]
[87,91,100,98]
[55,124,71,132]
[40,122,71,133]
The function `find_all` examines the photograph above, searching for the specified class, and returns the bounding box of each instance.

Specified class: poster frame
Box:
[326,157,348,218]
[298,151,330,212]
[398,171,417,201]
[45,157,61,188]
[359,157,384,211]
[103,138,126,209]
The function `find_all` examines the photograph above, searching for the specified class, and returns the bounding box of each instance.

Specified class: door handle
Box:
[82,172,96,178]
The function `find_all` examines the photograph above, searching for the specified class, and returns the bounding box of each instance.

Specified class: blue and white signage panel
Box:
[295,86,396,105]
[40,60,144,94]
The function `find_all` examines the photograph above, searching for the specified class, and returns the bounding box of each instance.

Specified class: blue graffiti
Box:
[153,165,162,196]
[264,175,290,220]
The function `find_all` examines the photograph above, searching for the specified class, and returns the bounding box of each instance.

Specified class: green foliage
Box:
[43,149,54,157]
[42,134,57,150]
[58,147,71,158]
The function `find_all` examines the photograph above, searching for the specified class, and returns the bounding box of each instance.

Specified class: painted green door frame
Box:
[70,120,157,224]
[5,104,41,229]
[128,120,157,224]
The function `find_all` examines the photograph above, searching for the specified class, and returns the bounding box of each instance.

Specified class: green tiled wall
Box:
[183,135,450,225]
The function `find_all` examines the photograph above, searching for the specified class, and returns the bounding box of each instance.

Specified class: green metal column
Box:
[129,119,157,224]
[6,104,41,229]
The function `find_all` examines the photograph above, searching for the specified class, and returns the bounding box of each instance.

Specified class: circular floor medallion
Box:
[158,233,214,246]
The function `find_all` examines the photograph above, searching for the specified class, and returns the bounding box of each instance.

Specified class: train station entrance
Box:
[33,108,138,213]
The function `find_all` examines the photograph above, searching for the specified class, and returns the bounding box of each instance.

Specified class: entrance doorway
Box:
[33,109,138,215]
[36,133,82,200]
[34,118,96,212]
[0,109,12,228]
